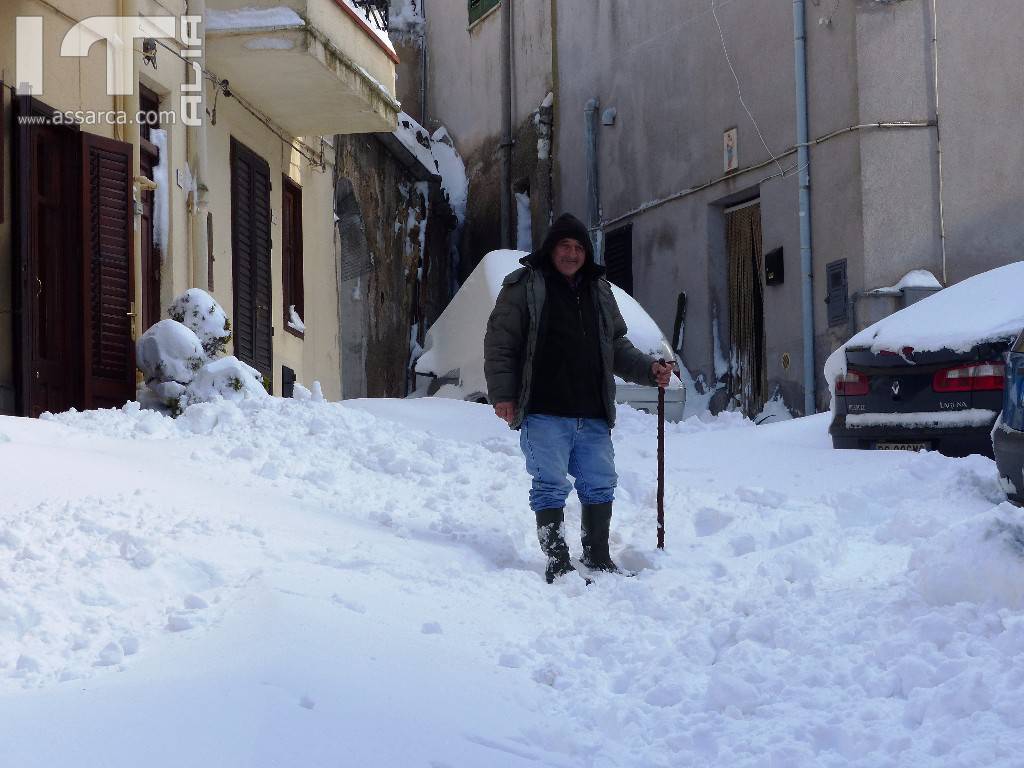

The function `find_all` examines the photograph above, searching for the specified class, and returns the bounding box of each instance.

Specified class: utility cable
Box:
[601,120,934,229]
[711,0,786,175]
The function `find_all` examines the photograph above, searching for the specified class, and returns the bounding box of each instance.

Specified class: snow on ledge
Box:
[205,7,305,32]
[845,409,997,429]
[867,269,943,297]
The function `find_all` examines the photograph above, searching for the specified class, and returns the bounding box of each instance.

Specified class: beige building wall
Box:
[1,0,395,412]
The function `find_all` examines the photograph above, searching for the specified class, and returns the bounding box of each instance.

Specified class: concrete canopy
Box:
[205,0,399,136]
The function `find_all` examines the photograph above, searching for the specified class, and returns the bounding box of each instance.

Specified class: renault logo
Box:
[891,379,901,397]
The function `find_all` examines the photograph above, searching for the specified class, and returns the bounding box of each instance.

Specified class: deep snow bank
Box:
[1,398,1023,766]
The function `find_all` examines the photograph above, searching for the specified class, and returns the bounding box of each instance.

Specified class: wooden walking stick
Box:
[657,361,666,550]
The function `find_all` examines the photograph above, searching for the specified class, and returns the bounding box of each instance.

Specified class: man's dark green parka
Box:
[483,213,657,430]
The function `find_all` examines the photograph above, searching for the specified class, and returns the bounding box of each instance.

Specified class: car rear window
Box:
[1013,331,1024,353]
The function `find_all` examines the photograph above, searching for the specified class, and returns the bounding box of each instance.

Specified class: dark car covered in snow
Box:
[830,344,1007,457]
[993,331,1024,503]
[826,263,1024,458]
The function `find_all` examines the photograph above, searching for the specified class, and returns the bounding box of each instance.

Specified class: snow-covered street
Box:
[2,398,1023,767]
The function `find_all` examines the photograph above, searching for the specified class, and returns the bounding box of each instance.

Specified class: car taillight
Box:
[836,369,869,396]
[932,362,1005,392]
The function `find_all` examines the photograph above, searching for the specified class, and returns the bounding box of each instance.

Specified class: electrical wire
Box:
[600,120,934,229]
[711,0,786,175]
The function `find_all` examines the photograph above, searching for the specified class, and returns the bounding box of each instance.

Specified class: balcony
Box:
[204,0,399,136]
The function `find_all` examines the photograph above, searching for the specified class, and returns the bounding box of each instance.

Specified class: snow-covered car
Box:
[825,262,1024,458]
[415,249,685,421]
[993,330,1024,503]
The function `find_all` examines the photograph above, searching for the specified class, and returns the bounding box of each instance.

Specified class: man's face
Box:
[552,238,586,279]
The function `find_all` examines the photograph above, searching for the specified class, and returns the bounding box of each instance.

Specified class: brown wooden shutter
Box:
[230,139,273,387]
[81,132,136,409]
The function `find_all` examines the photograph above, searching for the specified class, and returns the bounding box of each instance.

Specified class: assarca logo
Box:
[16,15,204,126]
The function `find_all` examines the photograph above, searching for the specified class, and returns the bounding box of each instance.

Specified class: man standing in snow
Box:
[484,213,673,583]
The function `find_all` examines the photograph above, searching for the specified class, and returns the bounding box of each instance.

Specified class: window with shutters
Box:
[81,133,136,409]
[604,224,634,296]
[230,138,273,387]
[282,176,304,338]
[469,0,500,26]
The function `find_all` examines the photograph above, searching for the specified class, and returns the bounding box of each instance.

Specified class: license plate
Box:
[874,442,929,452]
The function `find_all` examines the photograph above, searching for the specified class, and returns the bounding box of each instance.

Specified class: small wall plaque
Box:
[723,127,738,173]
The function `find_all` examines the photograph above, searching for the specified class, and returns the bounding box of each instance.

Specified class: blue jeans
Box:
[519,415,617,512]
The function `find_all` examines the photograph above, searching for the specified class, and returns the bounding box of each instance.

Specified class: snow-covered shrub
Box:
[168,288,232,358]
[137,319,205,386]
[181,357,268,408]
[137,290,266,417]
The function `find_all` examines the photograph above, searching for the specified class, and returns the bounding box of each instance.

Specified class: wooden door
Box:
[725,201,767,418]
[81,133,137,409]
[17,99,81,417]
[230,138,273,387]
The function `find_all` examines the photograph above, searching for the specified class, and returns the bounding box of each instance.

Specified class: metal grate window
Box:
[469,0,500,25]
[604,224,634,296]
[826,259,848,327]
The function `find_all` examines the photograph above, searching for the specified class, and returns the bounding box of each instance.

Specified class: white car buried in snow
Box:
[414,249,685,421]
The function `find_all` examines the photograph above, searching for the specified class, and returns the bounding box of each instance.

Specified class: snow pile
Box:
[869,268,943,296]
[429,126,468,226]
[4,397,1024,763]
[415,249,676,400]
[754,389,793,424]
[4,399,1024,765]
[138,289,264,415]
[911,504,1024,609]
[824,261,1024,408]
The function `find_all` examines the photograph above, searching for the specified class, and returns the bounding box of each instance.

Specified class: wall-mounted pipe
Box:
[187,0,210,290]
[930,0,948,284]
[793,0,815,415]
[584,97,602,263]
[419,0,428,125]
[499,0,513,248]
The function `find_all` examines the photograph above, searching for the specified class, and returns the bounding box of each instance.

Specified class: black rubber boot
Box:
[536,508,576,583]
[580,502,622,573]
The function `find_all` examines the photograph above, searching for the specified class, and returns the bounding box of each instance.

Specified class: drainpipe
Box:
[187,0,210,289]
[793,0,816,415]
[930,0,948,284]
[584,97,602,263]
[499,0,513,248]
[419,0,427,124]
